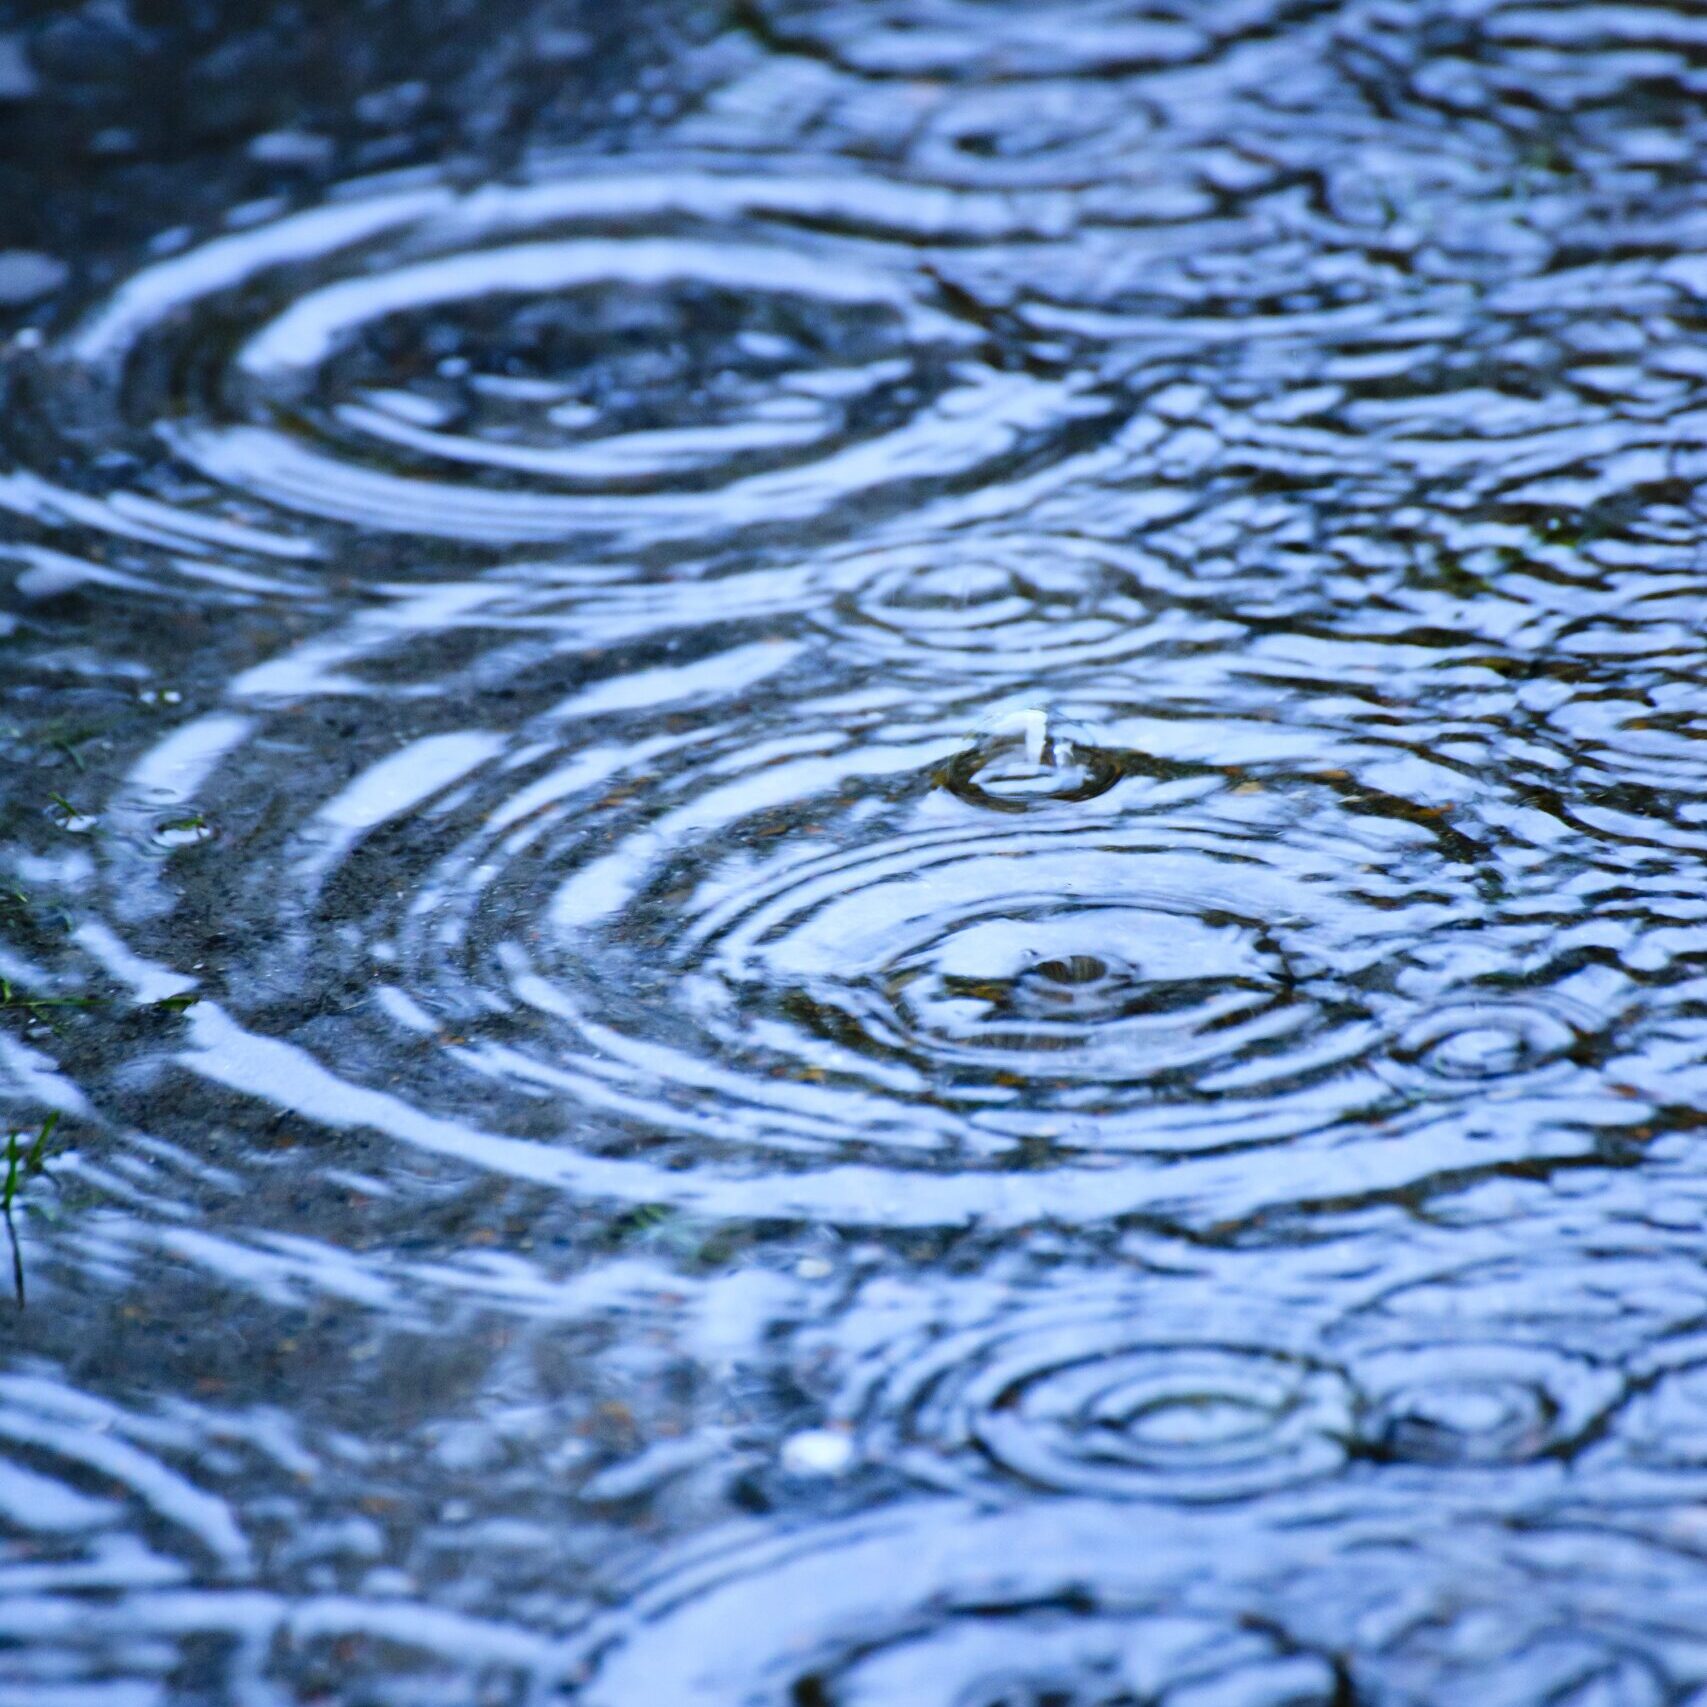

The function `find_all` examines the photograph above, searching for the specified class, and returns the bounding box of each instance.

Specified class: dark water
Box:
[4,0,1707,1699]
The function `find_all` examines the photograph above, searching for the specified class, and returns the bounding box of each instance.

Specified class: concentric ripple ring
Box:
[46,163,1104,551]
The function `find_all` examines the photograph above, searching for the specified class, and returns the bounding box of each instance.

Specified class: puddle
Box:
[4,0,1707,1699]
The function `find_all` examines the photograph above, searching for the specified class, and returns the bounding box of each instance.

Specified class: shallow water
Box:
[4,0,1707,1700]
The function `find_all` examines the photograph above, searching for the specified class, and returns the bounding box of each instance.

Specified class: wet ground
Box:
[4,0,1707,1700]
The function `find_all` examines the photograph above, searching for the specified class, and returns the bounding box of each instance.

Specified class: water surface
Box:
[4,0,1707,1700]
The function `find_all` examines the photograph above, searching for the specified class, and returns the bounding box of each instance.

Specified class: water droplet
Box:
[781,1429,856,1476]
[938,711,1123,812]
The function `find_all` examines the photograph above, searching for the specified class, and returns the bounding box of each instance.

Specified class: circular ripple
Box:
[935,715,1125,814]
[1351,1343,1621,1467]
[908,81,1164,189]
[657,819,1394,1157]
[817,533,1209,678]
[562,1499,1704,1704]
[1387,994,1595,1090]
[84,618,1511,1228]
[1334,1240,1707,1371]
[750,0,1321,80]
[36,163,1097,554]
[844,1301,1353,1501]
[695,875,1304,1107]
[562,1503,1353,1705]
[1328,1240,1655,1469]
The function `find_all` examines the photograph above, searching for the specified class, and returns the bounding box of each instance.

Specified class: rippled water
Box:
[5,0,1707,1700]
